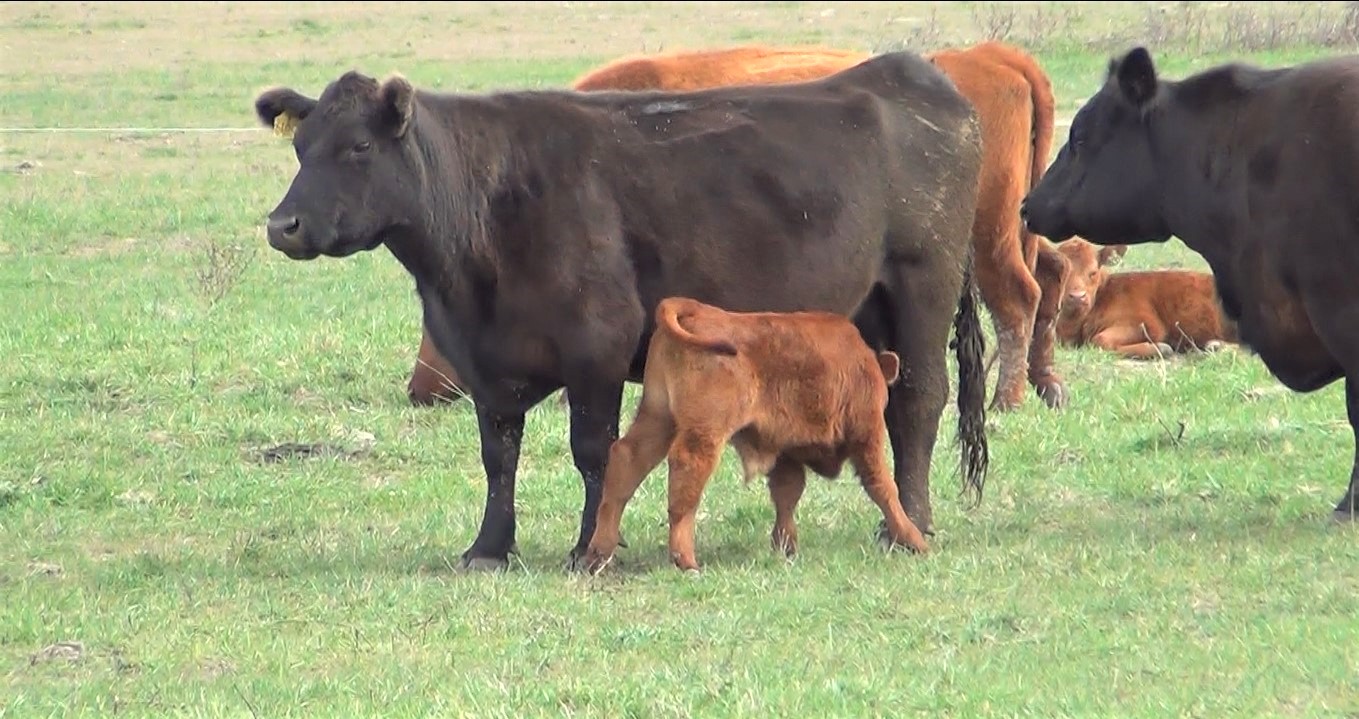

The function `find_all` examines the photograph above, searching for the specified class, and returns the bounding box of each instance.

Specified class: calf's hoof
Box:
[1155,342,1174,357]
[878,517,934,541]
[1203,340,1227,354]
[875,532,930,556]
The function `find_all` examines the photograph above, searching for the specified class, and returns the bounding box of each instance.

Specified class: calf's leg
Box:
[666,430,725,572]
[854,437,930,554]
[1090,325,1173,360]
[460,405,526,571]
[767,458,807,557]
[583,405,676,574]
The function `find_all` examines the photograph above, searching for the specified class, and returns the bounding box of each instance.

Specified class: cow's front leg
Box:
[458,404,526,572]
[1333,377,1359,523]
[565,379,625,571]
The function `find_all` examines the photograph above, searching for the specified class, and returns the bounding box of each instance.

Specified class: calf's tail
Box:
[656,297,739,356]
[950,250,990,509]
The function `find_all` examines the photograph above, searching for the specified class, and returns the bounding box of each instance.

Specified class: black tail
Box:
[950,250,989,509]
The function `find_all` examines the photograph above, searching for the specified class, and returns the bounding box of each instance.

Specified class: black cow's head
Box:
[254,71,419,260]
[1022,46,1172,248]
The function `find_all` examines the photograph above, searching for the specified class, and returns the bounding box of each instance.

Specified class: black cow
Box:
[1022,46,1359,521]
[253,51,991,571]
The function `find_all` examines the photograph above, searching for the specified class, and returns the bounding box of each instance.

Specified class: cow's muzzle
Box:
[266,213,320,260]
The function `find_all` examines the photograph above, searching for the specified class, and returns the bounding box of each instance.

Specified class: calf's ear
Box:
[1115,46,1158,107]
[255,87,317,138]
[1098,244,1129,267]
[380,74,415,138]
[876,351,901,386]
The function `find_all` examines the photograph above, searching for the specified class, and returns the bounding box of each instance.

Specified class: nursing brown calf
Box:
[1055,239,1239,359]
[406,41,1073,413]
[583,296,931,575]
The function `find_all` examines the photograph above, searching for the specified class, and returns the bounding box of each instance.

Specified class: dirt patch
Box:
[248,429,377,464]
[30,641,84,665]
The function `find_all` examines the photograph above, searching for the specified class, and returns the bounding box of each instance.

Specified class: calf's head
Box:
[1055,239,1127,318]
[1021,46,1172,248]
[254,71,420,260]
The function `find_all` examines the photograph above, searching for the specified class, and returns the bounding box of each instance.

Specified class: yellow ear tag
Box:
[273,112,299,139]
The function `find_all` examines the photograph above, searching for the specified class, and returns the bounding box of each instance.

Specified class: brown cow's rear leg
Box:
[855,437,930,554]
[1332,378,1359,522]
[977,252,1042,412]
[1028,242,1070,409]
[408,328,468,406]
[666,431,724,573]
[767,458,807,557]
[583,406,675,575]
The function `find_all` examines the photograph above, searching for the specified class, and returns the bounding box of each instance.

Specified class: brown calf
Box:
[583,296,931,574]
[1054,239,1239,359]
[406,41,1074,413]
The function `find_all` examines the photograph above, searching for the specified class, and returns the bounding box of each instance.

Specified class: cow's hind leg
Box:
[564,379,626,572]
[975,215,1042,413]
[583,404,675,575]
[459,405,528,571]
[666,429,725,573]
[880,260,968,536]
[1333,377,1359,522]
[767,457,807,557]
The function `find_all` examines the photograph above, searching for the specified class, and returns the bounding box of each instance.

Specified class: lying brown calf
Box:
[1055,239,1239,359]
[583,296,930,574]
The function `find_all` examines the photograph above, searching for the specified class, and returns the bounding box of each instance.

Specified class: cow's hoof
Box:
[1035,380,1069,410]
[878,518,934,541]
[875,532,930,555]
[1331,509,1359,524]
[458,554,510,573]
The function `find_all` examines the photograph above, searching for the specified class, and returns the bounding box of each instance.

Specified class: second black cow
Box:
[253,51,990,570]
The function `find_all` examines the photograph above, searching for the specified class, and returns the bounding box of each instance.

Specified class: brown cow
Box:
[1054,239,1239,359]
[405,42,1074,413]
[582,296,931,575]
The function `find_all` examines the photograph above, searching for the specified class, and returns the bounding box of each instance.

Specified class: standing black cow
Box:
[1022,46,1359,521]
[253,51,991,571]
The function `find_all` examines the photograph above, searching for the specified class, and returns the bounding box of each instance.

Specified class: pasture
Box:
[3,1,1359,715]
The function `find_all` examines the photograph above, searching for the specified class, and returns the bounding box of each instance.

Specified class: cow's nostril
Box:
[268,216,301,237]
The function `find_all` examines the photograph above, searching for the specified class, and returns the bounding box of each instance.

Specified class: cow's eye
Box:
[352,140,372,155]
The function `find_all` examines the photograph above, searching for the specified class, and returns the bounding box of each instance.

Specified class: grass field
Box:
[4,1,1359,716]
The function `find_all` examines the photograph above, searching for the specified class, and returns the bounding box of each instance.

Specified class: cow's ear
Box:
[876,351,901,387]
[1115,46,1158,107]
[380,74,415,138]
[1099,244,1129,267]
[255,87,317,138]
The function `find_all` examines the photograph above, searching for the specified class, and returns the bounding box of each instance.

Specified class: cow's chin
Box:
[316,232,386,259]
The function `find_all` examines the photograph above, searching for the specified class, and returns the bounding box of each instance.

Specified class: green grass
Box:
[4,2,1359,716]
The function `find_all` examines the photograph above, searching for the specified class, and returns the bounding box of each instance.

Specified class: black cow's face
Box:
[1022,47,1172,248]
[254,71,418,260]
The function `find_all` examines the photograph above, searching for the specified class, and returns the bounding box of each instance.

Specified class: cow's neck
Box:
[382,99,504,318]
[1151,74,1260,267]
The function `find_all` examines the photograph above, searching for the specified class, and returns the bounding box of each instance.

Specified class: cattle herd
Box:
[253,39,1359,574]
